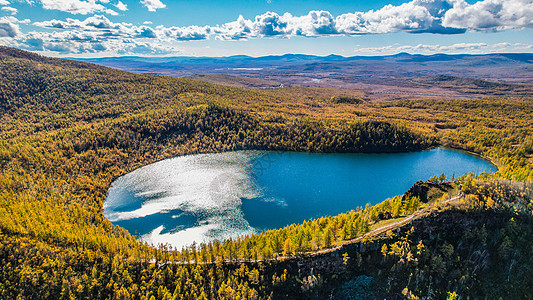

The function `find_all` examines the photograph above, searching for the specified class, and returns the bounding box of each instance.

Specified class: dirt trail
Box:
[157,193,463,266]
[310,193,463,257]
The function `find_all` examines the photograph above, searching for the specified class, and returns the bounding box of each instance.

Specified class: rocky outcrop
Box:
[403,180,452,203]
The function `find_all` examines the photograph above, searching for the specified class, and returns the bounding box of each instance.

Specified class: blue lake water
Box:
[104,147,496,248]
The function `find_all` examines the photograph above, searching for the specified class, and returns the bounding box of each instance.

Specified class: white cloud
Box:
[39,0,118,15]
[115,1,127,11]
[141,0,165,12]
[136,0,533,41]
[223,0,533,38]
[17,28,175,55]
[116,40,173,54]
[34,15,122,29]
[294,10,338,35]
[439,42,488,51]
[0,0,9,5]
[443,0,533,31]
[1,6,17,15]
[160,24,210,40]
[22,15,169,54]
[33,15,158,38]
[492,42,511,48]
[217,15,253,40]
[353,42,533,55]
[0,16,20,38]
[337,2,437,34]
[6,0,533,56]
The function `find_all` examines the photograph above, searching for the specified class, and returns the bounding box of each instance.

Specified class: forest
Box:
[0,46,533,299]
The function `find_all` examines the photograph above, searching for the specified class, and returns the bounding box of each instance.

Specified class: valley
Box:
[79,53,533,100]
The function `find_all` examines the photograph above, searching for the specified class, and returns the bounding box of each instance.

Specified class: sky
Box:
[0,0,532,57]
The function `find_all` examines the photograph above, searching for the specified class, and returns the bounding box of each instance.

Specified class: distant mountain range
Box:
[74,52,533,73]
[73,52,533,99]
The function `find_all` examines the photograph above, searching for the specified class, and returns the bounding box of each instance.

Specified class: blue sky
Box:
[0,0,532,57]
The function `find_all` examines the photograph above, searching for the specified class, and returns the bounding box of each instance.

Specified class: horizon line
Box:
[66,51,533,60]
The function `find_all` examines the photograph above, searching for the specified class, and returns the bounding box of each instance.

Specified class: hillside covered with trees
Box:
[1,46,532,299]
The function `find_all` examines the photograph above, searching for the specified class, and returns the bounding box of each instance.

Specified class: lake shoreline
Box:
[104,147,496,248]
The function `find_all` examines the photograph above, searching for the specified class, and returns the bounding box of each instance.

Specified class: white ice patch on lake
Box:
[104,151,264,248]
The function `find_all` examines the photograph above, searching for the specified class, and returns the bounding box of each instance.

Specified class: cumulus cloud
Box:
[0,0,9,5]
[116,40,173,54]
[122,0,532,41]
[18,29,174,55]
[160,25,211,40]
[221,0,532,38]
[115,1,127,11]
[443,0,533,31]
[1,6,17,15]
[252,11,289,36]
[34,15,123,30]
[217,15,253,40]
[336,0,467,34]
[0,16,19,38]
[0,23,17,38]
[294,10,338,35]
[18,15,174,55]
[5,0,533,56]
[135,25,157,38]
[141,0,165,12]
[34,15,160,39]
[39,0,118,15]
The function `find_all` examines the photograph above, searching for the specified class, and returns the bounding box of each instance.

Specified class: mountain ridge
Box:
[70,52,533,63]
[68,51,533,98]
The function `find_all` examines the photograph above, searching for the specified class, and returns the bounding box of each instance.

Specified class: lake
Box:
[104,147,496,248]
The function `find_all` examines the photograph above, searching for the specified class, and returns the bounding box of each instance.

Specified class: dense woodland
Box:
[1,46,533,299]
